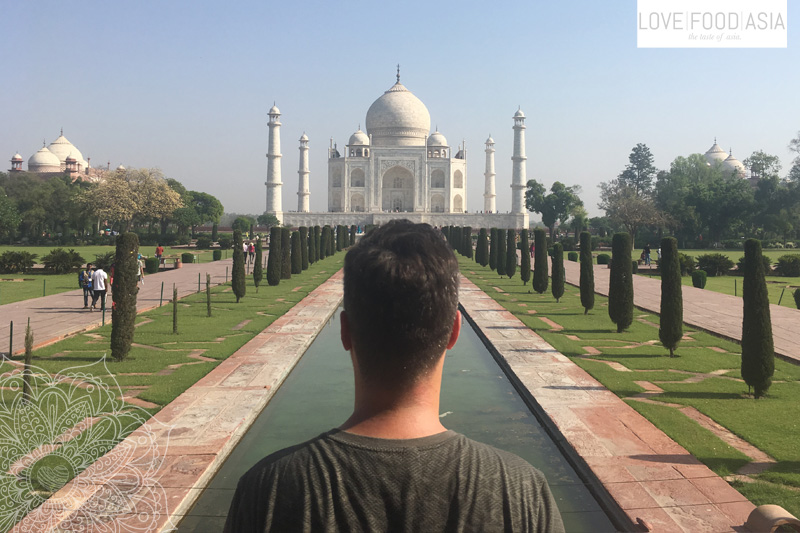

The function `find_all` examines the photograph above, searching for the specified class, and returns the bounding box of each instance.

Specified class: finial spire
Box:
[714,136,717,144]
[396,64,400,83]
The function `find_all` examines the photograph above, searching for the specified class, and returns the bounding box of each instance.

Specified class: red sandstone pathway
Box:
[563,260,800,364]
[0,258,237,356]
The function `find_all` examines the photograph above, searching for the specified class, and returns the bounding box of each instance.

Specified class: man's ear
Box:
[446,311,461,350]
[340,310,353,351]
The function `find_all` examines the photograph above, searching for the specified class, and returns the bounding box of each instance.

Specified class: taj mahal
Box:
[268,69,530,230]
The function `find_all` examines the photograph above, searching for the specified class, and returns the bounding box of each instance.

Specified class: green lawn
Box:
[0,252,344,529]
[459,256,800,517]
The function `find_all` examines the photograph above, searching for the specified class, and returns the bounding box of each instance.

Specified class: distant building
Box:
[9,130,107,182]
[703,139,757,186]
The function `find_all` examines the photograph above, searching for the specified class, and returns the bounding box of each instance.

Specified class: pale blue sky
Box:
[2,1,797,218]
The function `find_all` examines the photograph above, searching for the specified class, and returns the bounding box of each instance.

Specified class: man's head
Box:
[87,263,92,270]
[343,220,460,387]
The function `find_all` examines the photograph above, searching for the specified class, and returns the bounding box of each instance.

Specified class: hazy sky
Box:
[2,1,797,219]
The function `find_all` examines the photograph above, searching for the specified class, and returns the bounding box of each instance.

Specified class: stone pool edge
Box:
[458,275,754,533]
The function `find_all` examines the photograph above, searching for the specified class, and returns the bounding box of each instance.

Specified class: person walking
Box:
[644,243,652,266]
[79,263,94,309]
[248,242,255,264]
[137,254,145,285]
[155,243,164,268]
[90,266,109,311]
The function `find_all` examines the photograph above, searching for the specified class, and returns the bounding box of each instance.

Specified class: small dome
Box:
[299,133,308,142]
[427,130,448,147]
[116,164,126,171]
[48,132,84,166]
[365,80,431,147]
[513,108,525,118]
[11,153,23,161]
[349,129,369,146]
[722,153,746,177]
[28,146,61,171]
[65,154,77,162]
[485,135,495,145]
[269,104,280,115]
[704,141,728,165]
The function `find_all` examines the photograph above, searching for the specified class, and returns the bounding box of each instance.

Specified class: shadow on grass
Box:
[659,390,743,401]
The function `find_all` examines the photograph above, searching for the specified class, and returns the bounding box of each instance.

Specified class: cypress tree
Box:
[659,237,682,357]
[609,232,633,333]
[551,242,565,302]
[496,229,507,276]
[211,222,218,243]
[477,228,489,267]
[280,227,291,279]
[22,319,33,404]
[319,226,328,260]
[172,284,178,334]
[307,226,315,265]
[330,226,336,256]
[291,231,302,274]
[314,225,321,262]
[452,226,461,254]
[533,229,549,294]
[464,226,473,259]
[505,229,517,279]
[579,231,595,314]
[232,229,247,302]
[442,226,451,243]
[741,238,774,398]
[489,228,498,271]
[520,229,531,286]
[299,227,309,270]
[336,225,343,252]
[111,232,139,361]
[267,226,281,286]
[206,273,212,317]
[253,238,263,291]
[350,225,357,247]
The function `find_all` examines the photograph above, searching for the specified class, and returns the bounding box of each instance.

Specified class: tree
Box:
[464,226,473,259]
[496,229,507,276]
[659,237,682,357]
[599,180,669,245]
[741,239,774,398]
[744,150,782,180]
[569,205,589,241]
[280,227,291,279]
[253,238,263,291]
[579,231,594,314]
[110,233,139,361]
[314,226,321,262]
[211,222,218,242]
[505,230,517,279]
[291,231,302,274]
[551,243,565,303]
[307,225,316,265]
[618,143,657,196]
[788,130,800,166]
[520,229,531,286]
[476,228,489,267]
[532,229,548,294]
[232,229,246,302]
[525,180,583,239]
[299,227,309,270]
[609,232,634,333]
[232,215,255,235]
[489,228,498,271]
[258,213,281,229]
[336,225,344,252]
[0,192,21,237]
[267,226,281,286]
[189,191,224,227]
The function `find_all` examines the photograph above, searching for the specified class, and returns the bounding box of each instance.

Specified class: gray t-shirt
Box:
[224,429,565,532]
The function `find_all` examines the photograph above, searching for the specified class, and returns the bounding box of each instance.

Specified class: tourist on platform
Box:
[90,266,108,311]
[79,263,94,309]
[225,220,564,533]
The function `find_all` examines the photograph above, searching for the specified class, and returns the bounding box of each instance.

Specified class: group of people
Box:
[78,263,109,311]
[243,241,256,264]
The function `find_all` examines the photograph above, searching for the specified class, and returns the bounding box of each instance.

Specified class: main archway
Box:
[381,165,414,212]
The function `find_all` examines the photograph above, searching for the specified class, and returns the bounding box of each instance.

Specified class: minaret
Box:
[297,133,310,212]
[511,107,527,214]
[265,103,283,217]
[484,135,496,213]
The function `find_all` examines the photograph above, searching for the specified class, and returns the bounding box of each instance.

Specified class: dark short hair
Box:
[343,220,459,386]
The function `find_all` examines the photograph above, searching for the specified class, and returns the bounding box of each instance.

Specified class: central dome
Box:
[365,80,431,147]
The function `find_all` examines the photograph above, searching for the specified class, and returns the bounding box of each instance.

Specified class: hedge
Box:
[144,257,160,274]
[567,251,578,262]
[692,270,707,289]
[212,250,222,261]
[597,253,610,265]
[181,253,194,264]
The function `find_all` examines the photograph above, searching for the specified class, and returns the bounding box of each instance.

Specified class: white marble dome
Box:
[28,146,61,172]
[513,108,525,118]
[427,130,448,147]
[269,104,280,115]
[366,80,431,147]
[11,153,23,161]
[116,164,126,171]
[486,135,495,144]
[704,142,729,165]
[348,129,369,146]
[48,133,85,168]
[722,153,746,177]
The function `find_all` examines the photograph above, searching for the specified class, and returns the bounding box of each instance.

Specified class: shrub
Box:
[794,288,800,309]
[232,229,246,302]
[267,226,281,286]
[505,230,516,279]
[93,251,115,272]
[0,251,38,274]
[659,237,682,357]
[218,236,232,250]
[609,233,633,333]
[281,227,291,279]
[567,251,578,262]
[195,236,212,249]
[741,239,774,398]
[519,230,531,286]
[144,257,160,274]
[736,254,771,274]
[696,253,734,277]
[596,253,610,265]
[181,253,194,264]
[291,231,302,275]
[579,232,594,314]
[677,253,695,275]
[631,260,638,274]
[551,243,564,302]
[533,229,548,294]
[111,233,138,362]
[212,250,222,261]
[41,248,84,274]
[774,254,800,277]
[692,270,707,289]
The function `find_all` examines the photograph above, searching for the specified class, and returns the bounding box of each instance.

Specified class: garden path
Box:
[562,260,800,364]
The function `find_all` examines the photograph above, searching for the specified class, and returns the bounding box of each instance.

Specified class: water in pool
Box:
[177,309,616,531]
